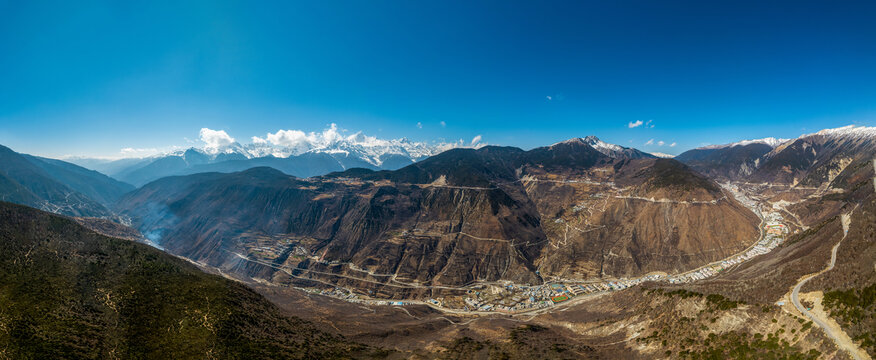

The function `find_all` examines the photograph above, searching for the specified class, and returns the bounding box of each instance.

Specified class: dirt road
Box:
[790,213,869,360]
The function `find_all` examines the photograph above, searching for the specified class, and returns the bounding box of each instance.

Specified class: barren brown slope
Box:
[677,157,876,356]
[116,142,760,299]
[119,166,549,297]
[523,158,759,279]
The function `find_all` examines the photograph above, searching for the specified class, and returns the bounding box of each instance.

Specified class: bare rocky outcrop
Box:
[117,141,761,299]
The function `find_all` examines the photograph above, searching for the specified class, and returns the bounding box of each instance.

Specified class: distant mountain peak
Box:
[156,133,469,168]
[581,135,624,153]
[68,128,488,186]
[701,137,789,150]
[553,136,654,159]
[809,125,876,139]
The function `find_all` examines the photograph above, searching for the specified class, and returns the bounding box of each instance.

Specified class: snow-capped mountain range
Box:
[808,124,876,140]
[676,125,876,182]
[65,124,875,188]
[159,124,486,167]
[696,125,876,151]
[158,124,484,167]
[169,134,452,168]
[69,125,485,186]
[700,137,789,150]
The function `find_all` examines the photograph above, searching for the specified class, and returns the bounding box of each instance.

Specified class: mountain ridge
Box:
[0,201,377,358]
[0,144,131,217]
[677,125,876,184]
[116,138,759,300]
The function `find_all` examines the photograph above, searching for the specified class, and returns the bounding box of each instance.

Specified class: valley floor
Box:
[222,182,788,317]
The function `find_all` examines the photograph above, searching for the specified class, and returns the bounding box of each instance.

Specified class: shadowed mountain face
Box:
[675,143,774,181]
[80,142,427,187]
[116,152,354,187]
[117,140,760,298]
[677,127,876,188]
[81,136,640,187]
[0,201,375,359]
[0,145,133,217]
[20,155,134,206]
[577,136,657,160]
[748,132,875,187]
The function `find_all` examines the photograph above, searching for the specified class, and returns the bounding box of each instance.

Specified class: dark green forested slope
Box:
[0,201,381,359]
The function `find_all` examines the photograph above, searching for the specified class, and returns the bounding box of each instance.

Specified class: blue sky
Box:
[1,0,875,158]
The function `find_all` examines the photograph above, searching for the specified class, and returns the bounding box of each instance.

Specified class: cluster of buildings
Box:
[240,237,299,261]
[460,284,554,312]
[287,206,788,315]
[246,245,286,260]
[668,211,787,284]
[668,266,721,284]
[453,274,669,313]
[298,286,358,301]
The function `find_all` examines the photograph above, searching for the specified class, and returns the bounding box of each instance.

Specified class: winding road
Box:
[790,212,869,360]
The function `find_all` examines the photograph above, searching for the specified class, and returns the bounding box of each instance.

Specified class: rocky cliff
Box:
[117,140,761,298]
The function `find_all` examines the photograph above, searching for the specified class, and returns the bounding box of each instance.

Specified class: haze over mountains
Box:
[0,144,133,218]
[67,125,483,187]
[1,124,872,227]
[1,124,875,358]
[0,202,380,358]
[6,0,876,356]
[112,135,765,299]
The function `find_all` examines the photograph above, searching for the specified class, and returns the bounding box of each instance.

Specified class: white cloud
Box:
[248,123,488,160]
[436,139,465,153]
[646,119,654,128]
[546,95,552,101]
[645,139,671,147]
[256,123,348,151]
[105,123,486,161]
[628,120,643,128]
[263,129,309,147]
[199,128,235,151]
[440,121,446,127]
[417,122,423,129]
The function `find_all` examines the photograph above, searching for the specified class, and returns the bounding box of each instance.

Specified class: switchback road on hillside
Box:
[790,212,869,360]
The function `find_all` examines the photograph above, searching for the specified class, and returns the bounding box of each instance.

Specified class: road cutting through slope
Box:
[789,212,869,360]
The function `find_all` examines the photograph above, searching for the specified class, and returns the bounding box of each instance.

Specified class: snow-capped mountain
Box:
[748,125,876,185]
[700,137,789,150]
[242,134,445,167]
[70,125,482,186]
[677,125,876,183]
[676,137,792,180]
[806,124,876,141]
[554,136,656,159]
[159,124,469,167]
[692,125,875,152]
